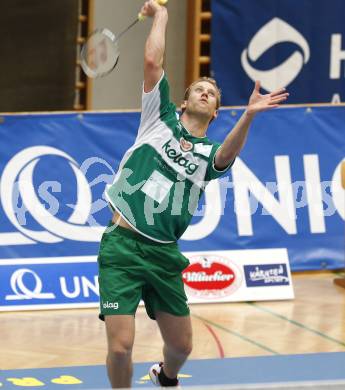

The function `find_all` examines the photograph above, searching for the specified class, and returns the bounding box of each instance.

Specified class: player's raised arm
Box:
[214,81,289,170]
[141,0,168,93]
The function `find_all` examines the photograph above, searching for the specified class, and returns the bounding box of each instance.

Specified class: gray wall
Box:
[92,0,186,110]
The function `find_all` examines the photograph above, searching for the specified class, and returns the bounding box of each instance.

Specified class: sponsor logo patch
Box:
[102,301,119,309]
[179,137,194,152]
[244,264,290,287]
[182,255,242,299]
[162,139,198,175]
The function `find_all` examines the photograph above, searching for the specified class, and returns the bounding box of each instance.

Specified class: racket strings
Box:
[81,30,120,78]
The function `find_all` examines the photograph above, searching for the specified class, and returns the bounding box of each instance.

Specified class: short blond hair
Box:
[183,77,221,110]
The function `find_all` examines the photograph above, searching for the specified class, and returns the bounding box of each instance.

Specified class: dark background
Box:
[0,0,78,112]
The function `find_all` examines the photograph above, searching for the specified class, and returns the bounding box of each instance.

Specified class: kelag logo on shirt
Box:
[244,264,290,287]
[162,139,198,175]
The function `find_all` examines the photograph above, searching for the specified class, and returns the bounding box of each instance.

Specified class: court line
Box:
[192,313,279,355]
[202,321,225,358]
[247,303,345,348]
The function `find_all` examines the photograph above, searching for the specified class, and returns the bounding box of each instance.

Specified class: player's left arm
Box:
[214,81,289,170]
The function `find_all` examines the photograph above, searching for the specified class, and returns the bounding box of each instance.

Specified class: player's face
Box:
[185,81,218,119]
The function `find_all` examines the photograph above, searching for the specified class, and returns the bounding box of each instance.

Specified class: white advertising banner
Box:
[183,248,294,303]
[0,248,293,312]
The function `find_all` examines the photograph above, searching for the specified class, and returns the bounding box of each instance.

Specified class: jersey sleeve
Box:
[137,72,176,139]
[205,143,235,181]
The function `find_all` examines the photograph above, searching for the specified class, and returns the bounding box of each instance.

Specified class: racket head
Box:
[80,28,120,78]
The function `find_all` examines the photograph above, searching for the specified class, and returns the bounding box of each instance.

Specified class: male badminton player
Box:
[97,1,289,388]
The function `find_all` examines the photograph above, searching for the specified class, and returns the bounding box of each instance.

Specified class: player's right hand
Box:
[140,0,165,18]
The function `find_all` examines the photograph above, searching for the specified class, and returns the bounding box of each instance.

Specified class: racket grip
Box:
[138,0,168,21]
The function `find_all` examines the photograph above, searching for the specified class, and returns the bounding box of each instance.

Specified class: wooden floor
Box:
[2,271,345,370]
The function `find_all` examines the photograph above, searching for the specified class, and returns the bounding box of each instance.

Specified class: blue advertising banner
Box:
[211,0,345,105]
[243,264,290,287]
[0,108,344,309]
[0,257,98,310]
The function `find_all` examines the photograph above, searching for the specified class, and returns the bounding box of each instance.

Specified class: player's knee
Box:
[108,340,133,361]
[170,339,193,357]
[180,342,193,357]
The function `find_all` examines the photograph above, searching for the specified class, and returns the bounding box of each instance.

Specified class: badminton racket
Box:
[80,0,168,78]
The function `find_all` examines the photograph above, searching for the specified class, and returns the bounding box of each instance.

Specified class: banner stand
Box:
[334,161,345,290]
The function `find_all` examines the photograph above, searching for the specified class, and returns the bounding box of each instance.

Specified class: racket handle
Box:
[138,0,168,21]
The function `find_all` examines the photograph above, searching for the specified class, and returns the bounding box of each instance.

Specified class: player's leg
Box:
[140,240,191,386]
[144,273,192,386]
[105,315,135,388]
[156,311,193,378]
[98,224,144,388]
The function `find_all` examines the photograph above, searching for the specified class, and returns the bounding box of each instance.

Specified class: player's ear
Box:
[181,100,187,111]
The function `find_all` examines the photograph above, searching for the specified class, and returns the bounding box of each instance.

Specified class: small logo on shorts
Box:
[103,301,119,310]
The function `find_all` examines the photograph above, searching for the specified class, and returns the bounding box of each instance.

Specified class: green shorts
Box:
[97,222,190,320]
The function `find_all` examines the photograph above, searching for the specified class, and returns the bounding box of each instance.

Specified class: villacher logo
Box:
[182,255,242,299]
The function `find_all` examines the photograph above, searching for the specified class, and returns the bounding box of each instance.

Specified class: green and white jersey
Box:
[105,73,234,243]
